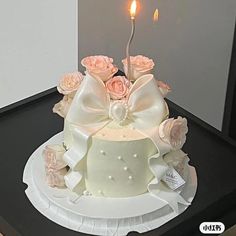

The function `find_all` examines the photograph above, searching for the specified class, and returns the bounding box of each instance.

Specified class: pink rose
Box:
[159,117,188,150]
[53,95,73,118]
[157,80,171,97]
[105,76,130,100]
[122,55,155,81]
[57,72,83,95]
[45,168,67,187]
[81,55,118,81]
[43,145,67,170]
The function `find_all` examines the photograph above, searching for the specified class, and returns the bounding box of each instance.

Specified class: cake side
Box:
[85,134,156,197]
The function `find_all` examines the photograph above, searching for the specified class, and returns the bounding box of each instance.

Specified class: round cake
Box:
[45,55,190,214]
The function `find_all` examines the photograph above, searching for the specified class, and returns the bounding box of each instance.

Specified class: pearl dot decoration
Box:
[109,100,129,124]
[83,190,91,196]
[128,176,133,180]
[117,156,122,160]
[108,176,113,180]
[123,166,128,171]
[100,150,106,155]
[133,154,138,158]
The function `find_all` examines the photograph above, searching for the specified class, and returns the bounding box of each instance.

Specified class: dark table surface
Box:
[0,92,236,236]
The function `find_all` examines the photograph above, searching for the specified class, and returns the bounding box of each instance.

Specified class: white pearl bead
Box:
[133,154,138,158]
[117,156,122,160]
[83,190,90,196]
[123,166,128,171]
[100,150,105,155]
[108,176,113,180]
[128,176,133,180]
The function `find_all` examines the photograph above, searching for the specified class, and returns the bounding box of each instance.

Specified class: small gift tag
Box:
[162,167,186,190]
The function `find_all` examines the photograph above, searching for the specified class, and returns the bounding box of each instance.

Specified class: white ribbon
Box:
[63,73,189,213]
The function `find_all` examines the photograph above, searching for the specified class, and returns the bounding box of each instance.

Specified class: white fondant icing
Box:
[84,131,157,198]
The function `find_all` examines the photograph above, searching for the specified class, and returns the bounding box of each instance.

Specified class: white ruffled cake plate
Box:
[23,132,198,236]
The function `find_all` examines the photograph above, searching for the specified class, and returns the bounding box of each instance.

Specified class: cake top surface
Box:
[94,121,146,141]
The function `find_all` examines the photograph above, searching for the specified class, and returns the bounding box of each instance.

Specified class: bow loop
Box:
[128,74,167,129]
[66,74,110,126]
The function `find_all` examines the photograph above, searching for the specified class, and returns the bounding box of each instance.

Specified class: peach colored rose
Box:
[122,55,155,81]
[45,168,67,187]
[105,76,130,100]
[53,95,73,118]
[43,145,67,170]
[43,144,68,187]
[157,80,171,97]
[81,55,118,81]
[57,72,83,95]
[159,117,188,150]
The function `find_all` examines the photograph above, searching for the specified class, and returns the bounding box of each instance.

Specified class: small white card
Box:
[162,167,186,190]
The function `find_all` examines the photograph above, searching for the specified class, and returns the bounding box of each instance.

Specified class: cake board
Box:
[23,132,198,236]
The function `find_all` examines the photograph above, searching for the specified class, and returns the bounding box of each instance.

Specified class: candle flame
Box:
[130,0,137,19]
[153,9,159,22]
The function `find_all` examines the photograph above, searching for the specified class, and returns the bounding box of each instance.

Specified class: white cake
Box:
[45,55,190,213]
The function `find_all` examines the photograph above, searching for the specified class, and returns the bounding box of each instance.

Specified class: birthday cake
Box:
[44,55,191,212]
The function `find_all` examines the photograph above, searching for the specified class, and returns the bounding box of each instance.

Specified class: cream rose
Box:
[43,144,68,187]
[81,55,118,82]
[157,80,171,97]
[159,117,188,150]
[43,145,67,170]
[45,168,67,187]
[122,55,155,81]
[105,76,130,100]
[57,72,83,95]
[53,95,73,118]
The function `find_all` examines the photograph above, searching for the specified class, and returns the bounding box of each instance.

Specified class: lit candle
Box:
[153,8,159,23]
[126,0,137,81]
